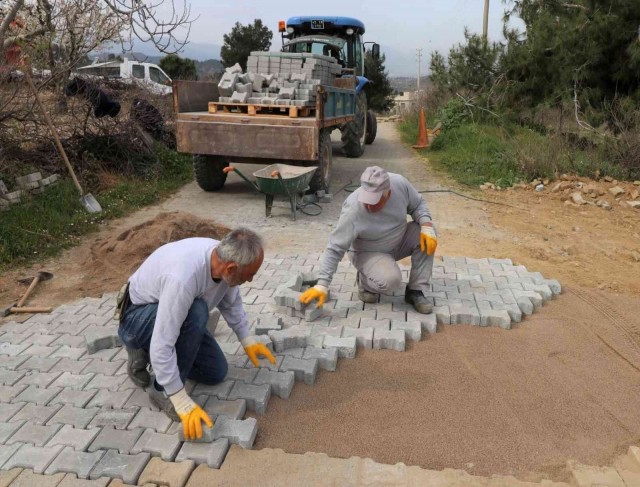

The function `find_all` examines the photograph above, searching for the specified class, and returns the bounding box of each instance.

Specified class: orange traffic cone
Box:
[413,107,429,149]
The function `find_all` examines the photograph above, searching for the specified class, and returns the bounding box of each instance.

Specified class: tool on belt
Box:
[114,282,131,322]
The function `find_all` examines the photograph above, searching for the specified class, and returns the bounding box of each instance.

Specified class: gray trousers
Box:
[348,222,434,295]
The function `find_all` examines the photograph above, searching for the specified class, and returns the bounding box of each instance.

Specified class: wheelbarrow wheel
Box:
[194,155,228,192]
[308,128,333,193]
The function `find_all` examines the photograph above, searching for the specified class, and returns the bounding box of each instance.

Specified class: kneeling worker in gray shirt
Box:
[116,228,275,440]
[300,166,437,313]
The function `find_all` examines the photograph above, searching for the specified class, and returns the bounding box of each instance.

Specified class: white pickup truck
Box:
[75,57,173,95]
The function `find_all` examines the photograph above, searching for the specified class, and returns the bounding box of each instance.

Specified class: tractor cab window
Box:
[284,37,347,67]
[353,35,364,76]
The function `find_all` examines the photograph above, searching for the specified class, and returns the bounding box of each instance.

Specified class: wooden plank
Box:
[289,106,298,118]
[177,112,318,127]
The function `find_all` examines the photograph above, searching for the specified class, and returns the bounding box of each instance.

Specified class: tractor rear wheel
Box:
[308,128,333,192]
[193,155,228,191]
[341,91,367,158]
[365,110,377,145]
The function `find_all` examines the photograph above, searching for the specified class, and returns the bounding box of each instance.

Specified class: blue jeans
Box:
[118,297,228,387]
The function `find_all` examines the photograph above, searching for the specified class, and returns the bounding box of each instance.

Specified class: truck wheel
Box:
[309,129,333,192]
[341,91,367,158]
[193,155,228,191]
[365,110,377,145]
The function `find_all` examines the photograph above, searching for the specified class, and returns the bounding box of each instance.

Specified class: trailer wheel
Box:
[193,155,228,191]
[365,110,377,145]
[341,91,367,158]
[309,128,333,192]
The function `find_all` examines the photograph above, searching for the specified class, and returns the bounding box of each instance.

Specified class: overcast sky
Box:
[180,0,520,75]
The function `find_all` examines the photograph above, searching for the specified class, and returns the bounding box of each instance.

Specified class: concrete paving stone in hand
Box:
[47,404,100,429]
[390,321,422,341]
[12,402,62,425]
[191,381,234,400]
[302,346,338,371]
[323,336,357,359]
[84,326,122,355]
[17,356,61,373]
[203,398,247,421]
[175,438,229,469]
[84,374,127,392]
[45,446,105,478]
[130,429,181,461]
[138,457,195,487]
[226,382,270,414]
[11,385,61,405]
[212,416,257,449]
[252,368,295,399]
[0,420,25,443]
[89,449,151,485]
[46,424,101,451]
[280,356,319,384]
[373,329,406,352]
[2,443,64,473]
[52,388,98,408]
[0,369,25,386]
[127,409,172,433]
[6,421,62,446]
[88,427,145,454]
[342,327,373,349]
[0,403,25,422]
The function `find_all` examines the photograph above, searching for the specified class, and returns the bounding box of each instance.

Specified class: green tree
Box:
[220,19,272,71]
[364,52,395,112]
[159,54,198,80]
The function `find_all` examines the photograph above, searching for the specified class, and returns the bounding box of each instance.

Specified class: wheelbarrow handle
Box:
[225,165,261,193]
[223,166,235,174]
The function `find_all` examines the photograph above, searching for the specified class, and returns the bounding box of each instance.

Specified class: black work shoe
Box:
[148,382,179,421]
[358,289,379,304]
[404,288,433,314]
[126,347,151,388]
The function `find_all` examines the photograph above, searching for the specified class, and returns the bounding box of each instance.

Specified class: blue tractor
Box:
[280,16,380,157]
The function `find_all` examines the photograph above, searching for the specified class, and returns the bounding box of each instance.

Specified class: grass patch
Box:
[0,145,193,271]
[398,116,628,187]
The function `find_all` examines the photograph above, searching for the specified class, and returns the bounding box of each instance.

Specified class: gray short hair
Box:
[216,227,264,266]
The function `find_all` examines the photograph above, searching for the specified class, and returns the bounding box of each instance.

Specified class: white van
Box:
[75,57,172,95]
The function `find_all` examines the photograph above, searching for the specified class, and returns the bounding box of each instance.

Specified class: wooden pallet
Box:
[208,101,315,118]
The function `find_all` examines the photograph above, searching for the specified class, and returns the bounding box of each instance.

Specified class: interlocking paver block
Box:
[45,446,104,478]
[512,290,543,311]
[191,380,234,399]
[491,303,523,323]
[82,359,123,376]
[479,309,512,329]
[175,438,229,469]
[84,374,126,391]
[50,358,91,375]
[360,318,391,332]
[128,408,172,433]
[47,404,99,429]
[0,356,29,371]
[244,354,283,372]
[0,402,25,422]
[280,355,319,384]
[11,402,62,425]
[122,388,159,411]
[130,429,181,461]
[302,346,338,371]
[0,443,21,470]
[255,317,283,336]
[6,422,61,446]
[310,325,343,338]
[19,344,60,357]
[202,398,247,420]
[88,427,145,454]
[52,388,98,408]
[304,306,323,322]
[227,381,270,414]
[16,371,61,388]
[50,372,95,390]
[57,473,111,486]
[46,424,101,451]
[323,336,357,359]
[253,368,295,399]
[88,348,120,361]
[2,443,64,473]
[84,326,122,354]
[88,410,136,430]
[268,326,310,352]
[0,369,25,386]
[52,334,86,348]
[389,321,422,341]
[224,365,258,384]
[16,356,60,372]
[12,385,61,405]
[50,346,87,360]
[0,468,22,487]
[434,306,451,325]
[4,469,65,487]
[212,416,257,449]
[138,457,195,487]
[449,306,481,326]
[373,329,406,352]
[0,420,24,443]
[342,327,373,349]
[89,450,151,485]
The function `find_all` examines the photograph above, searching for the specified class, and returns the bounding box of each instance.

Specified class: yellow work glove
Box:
[241,337,276,367]
[420,225,437,256]
[299,284,328,308]
[169,388,213,440]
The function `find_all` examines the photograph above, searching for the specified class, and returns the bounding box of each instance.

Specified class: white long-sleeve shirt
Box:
[128,237,249,395]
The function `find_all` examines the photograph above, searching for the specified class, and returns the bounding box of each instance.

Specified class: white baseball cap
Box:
[358,166,391,205]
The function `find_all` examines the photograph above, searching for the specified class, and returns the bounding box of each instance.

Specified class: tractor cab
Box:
[280,16,379,78]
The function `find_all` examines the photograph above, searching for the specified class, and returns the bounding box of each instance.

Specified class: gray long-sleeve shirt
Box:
[317,173,434,287]
[128,237,250,395]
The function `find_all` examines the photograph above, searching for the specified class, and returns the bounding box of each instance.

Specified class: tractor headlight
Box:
[287,26,295,34]
[346,28,354,35]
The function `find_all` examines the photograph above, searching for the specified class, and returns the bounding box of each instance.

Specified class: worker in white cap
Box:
[300,166,437,314]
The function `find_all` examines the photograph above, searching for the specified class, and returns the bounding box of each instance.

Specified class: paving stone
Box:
[390,321,422,341]
[52,388,98,408]
[267,326,310,352]
[87,348,120,362]
[191,381,234,400]
[88,427,144,454]
[254,317,282,335]
[252,368,295,399]
[46,424,101,451]
[434,306,451,325]
[88,410,136,430]
[0,369,24,386]
[0,344,31,357]
[138,457,194,487]
[6,422,61,446]
[4,469,65,487]
[280,355,319,384]
[50,372,95,390]
[12,385,62,405]
[304,307,323,322]
[243,355,283,372]
[226,382,270,414]
[218,342,240,355]
[16,356,60,373]
[512,290,543,311]
[202,398,246,420]
[310,325,343,338]
[276,347,305,358]
[47,404,99,429]
[50,359,92,375]
[0,468,22,487]
[16,371,61,388]
[122,389,159,411]
[449,307,481,326]
[57,474,111,487]
[0,420,24,443]
[0,444,21,470]
[50,346,87,360]
[175,438,229,469]
[128,409,172,433]
[51,334,86,348]
[82,359,124,376]
[11,402,62,425]
[0,332,32,345]
[302,346,338,371]
[2,443,64,473]
[89,450,151,485]
[0,403,25,422]
[323,336,357,359]
[491,303,523,323]
[84,374,126,391]
[130,429,181,461]
[19,344,60,358]
[342,327,373,349]
[45,446,104,479]
[479,309,512,329]
[373,329,406,352]
[224,365,258,384]
[21,334,59,347]
[212,416,257,449]
[0,356,29,371]
[84,326,122,355]
[360,318,391,332]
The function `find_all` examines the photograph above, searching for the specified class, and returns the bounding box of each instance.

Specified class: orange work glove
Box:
[299,284,328,308]
[169,388,213,440]
[241,337,276,367]
[420,225,437,256]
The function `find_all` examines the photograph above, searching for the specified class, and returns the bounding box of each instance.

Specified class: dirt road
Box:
[1,122,639,482]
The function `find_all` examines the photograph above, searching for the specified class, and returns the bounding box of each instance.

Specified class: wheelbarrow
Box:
[223,163,317,221]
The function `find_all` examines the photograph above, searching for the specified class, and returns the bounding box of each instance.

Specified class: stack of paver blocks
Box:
[217,52,342,109]
[0,253,561,483]
[0,173,60,209]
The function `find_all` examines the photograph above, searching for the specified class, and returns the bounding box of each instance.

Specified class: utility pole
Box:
[483,0,490,49]
[416,48,423,93]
